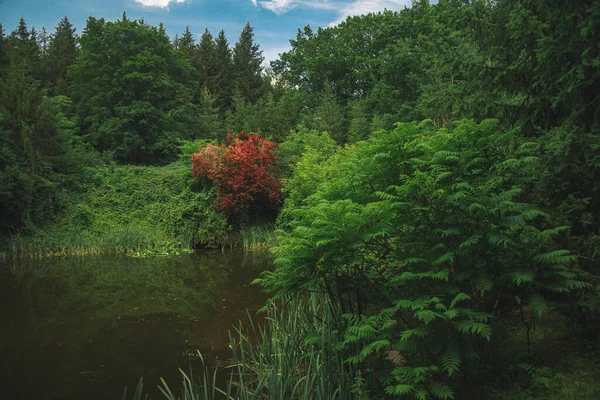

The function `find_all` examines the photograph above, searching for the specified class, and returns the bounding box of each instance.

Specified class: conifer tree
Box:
[232,22,264,103]
[8,18,40,67]
[38,27,49,56]
[178,26,195,62]
[195,28,219,95]
[196,86,222,139]
[0,60,76,232]
[14,17,29,41]
[215,29,233,111]
[46,16,79,94]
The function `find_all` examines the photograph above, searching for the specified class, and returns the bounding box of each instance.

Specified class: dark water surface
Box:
[0,251,271,399]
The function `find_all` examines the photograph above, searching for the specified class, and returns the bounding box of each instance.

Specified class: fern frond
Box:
[429,381,455,399]
[459,234,482,249]
[510,270,535,285]
[529,294,548,317]
[450,292,471,308]
[433,252,454,266]
[400,327,428,341]
[441,345,461,376]
[385,384,415,396]
[533,250,575,265]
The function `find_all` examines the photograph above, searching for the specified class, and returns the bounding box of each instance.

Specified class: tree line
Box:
[0,13,271,233]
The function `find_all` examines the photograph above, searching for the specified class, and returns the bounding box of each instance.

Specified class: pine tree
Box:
[46,16,79,94]
[225,89,256,136]
[14,17,29,41]
[196,86,222,139]
[38,27,49,56]
[0,61,77,232]
[215,29,233,111]
[178,26,195,62]
[7,18,40,74]
[29,26,38,49]
[232,22,264,103]
[195,28,219,96]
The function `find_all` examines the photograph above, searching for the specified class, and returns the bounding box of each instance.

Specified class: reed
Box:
[126,294,365,400]
[239,224,279,252]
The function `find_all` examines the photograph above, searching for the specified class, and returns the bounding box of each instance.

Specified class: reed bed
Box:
[125,294,366,400]
[239,224,279,252]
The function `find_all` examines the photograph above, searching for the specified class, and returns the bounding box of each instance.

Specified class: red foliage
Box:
[191,131,282,215]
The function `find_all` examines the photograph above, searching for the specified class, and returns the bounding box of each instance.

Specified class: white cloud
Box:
[330,0,411,25]
[258,0,298,14]
[254,0,338,14]
[252,0,411,24]
[262,44,292,65]
[134,0,188,8]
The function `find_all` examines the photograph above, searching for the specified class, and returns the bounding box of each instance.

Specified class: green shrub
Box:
[3,161,231,257]
[261,120,588,398]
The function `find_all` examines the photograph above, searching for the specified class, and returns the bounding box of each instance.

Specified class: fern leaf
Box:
[400,327,428,341]
[475,277,493,296]
[385,384,414,395]
[433,252,454,266]
[441,346,461,376]
[510,270,535,285]
[459,234,482,249]
[450,292,471,308]
[529,294,548,317]
[429,381,455,399]
[533,249,575,265]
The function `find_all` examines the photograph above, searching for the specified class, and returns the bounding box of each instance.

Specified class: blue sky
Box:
[0,0,413,64]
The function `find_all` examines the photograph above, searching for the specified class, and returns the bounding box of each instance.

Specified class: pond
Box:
[0,251,271,399]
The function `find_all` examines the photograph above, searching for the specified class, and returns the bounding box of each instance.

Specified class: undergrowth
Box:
[1,160,231,259]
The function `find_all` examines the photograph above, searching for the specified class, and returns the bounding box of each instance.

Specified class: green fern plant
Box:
[259,120,587,398]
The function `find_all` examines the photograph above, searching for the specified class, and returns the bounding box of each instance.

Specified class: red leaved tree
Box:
[191,131,282,217]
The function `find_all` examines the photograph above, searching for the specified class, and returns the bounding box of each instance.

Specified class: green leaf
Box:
[386,384,414,395]
[510,270,535,285]
[433,252,454,266]
[529,294,548,317]
[450,292,471,308]
[441,345,461,376]
[459,234,482,249]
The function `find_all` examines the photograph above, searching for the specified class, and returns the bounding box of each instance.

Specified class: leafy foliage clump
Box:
[191,131,282,218]
[3,160,230,258]
[259,120,587,398]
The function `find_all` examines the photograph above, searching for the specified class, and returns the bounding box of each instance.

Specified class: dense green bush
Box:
[261,120,588,398]
[2,160,230,258]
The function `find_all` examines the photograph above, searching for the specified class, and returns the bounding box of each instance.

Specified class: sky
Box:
[0,0,414,64]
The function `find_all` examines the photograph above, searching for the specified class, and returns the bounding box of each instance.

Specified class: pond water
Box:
[0,251,271,399]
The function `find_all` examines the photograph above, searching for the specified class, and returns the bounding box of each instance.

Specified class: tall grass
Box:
[239,224,279,251]
[1,222,168,259]
[126,294,367,400]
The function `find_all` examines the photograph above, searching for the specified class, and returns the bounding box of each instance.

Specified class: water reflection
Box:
[0,250,270,399]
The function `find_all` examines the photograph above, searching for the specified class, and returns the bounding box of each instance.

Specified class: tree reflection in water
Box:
[0,250,270,399]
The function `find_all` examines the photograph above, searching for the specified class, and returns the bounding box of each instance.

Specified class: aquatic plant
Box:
[126,294,364,400]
